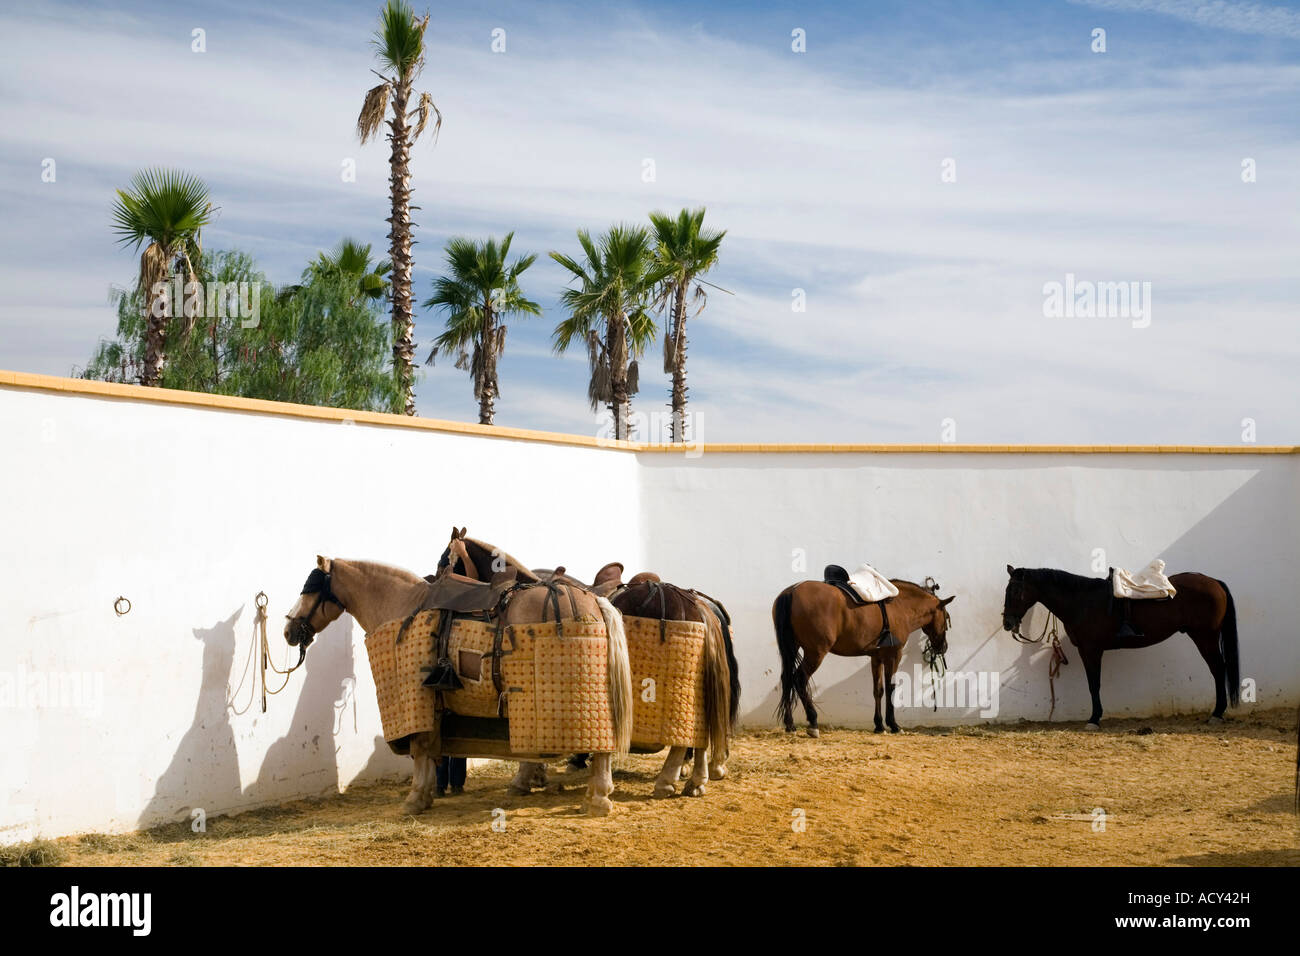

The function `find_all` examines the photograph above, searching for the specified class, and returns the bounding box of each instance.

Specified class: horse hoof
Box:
[806,727,820,738]
[873,726,884,735]
[683,783,706,798]
[1207,716,1224,725]
[586,795,613,817]
[709,764,727,780]
[783,726,796,735]
[888,726,900,734]
[1084,722,1101,732]
[506,784,531,796]
[401,794,430,814]
[653,783,676,799]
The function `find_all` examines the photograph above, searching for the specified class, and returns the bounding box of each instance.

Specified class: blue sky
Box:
[1,0,1297,442]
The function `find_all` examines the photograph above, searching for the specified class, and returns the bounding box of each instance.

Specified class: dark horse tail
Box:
[1218,580,1240,708]
[773,587,804,728]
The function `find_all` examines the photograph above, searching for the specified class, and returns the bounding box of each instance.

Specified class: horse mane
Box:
[1017,567,1109,594]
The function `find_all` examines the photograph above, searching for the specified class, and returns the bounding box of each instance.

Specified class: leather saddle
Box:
[416,567,522,692]
[823,564,898,648]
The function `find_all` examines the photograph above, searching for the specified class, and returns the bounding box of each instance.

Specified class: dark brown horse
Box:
[773,579,954,735]
[1001,566,1239,729]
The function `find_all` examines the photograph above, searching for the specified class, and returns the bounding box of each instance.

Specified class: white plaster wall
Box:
[0,387,641,843]
[1,384,1297,843]
[636,453,1300,729]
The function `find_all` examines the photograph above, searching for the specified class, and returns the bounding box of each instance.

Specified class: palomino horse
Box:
[536,565,741,797]
[772,579,954,735]
[284,554,632,815]
[1002,566,1239,729]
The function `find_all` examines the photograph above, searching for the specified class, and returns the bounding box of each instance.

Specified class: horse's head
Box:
[283,556,347,651]
[1002,565,1037,633]
[922,594,955,654]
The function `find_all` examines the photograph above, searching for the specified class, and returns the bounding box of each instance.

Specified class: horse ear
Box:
[939,595,955,607]
[458,526,467,538]
[1006,564,1014,575]
[316,555,331,572]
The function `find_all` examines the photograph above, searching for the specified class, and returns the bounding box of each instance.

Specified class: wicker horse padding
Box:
[365,609,620,756]
[624,616,710,749]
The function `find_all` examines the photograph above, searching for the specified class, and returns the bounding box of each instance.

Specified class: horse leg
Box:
[1190,629,1228,722]
[654,747,688,798]
[709,743,728,780]
[797,647,826,738]
[585,752,614,816]
[508,761,543,795]
[679,748,692,779]
[681,746,709,798]
[1080,645,1104,730]
[402,732,436,814]
[883,652,900,733]
[871,656,885,733]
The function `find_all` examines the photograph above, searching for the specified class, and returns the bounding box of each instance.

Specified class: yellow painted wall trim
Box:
[2,370,1296,455]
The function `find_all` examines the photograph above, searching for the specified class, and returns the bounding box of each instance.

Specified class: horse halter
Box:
[1005,575,1043,643]
[286,568,345,653]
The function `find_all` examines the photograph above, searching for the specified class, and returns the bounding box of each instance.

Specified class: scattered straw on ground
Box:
[50,707,1298,867]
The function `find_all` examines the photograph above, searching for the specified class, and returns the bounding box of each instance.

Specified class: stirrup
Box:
[422,658,464,691]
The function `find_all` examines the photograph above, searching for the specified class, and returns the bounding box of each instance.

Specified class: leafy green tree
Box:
[357,0,442,416]
[649,207,725,442]
[423,233,540,425]
[551,225,670,440]
[81,249,398,413]
[109,168,214,386]
[280,239,391,307]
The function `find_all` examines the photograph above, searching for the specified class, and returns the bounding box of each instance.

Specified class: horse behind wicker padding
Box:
[611,576,734,798]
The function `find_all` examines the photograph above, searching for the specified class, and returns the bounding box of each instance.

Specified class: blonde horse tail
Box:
[699,600,733,762]
[597,595,633,754]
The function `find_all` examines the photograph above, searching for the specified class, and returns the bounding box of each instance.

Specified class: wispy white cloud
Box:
[1070,0,1300,40]
[0,0,1296,442]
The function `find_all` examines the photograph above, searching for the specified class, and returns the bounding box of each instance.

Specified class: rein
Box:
[228,592,305,715]
[1009,608,1069,719]
[920,577,948,712]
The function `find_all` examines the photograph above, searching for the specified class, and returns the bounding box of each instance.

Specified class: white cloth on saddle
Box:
[1112,559,1177,600]
[848,564,900,603]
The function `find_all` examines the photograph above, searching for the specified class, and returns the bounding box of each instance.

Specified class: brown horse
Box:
[1001,566,1239,729]
[772,579,955,735]
[284,553,632,815]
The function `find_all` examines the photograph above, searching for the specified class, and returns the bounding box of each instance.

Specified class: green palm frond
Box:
[423,233,539,365]
[110,168,213,253]
[372,0,428,79]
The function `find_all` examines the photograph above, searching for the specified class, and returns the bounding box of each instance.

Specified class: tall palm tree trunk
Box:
[387,84,417,415]
[610,312,630,440]
[669,282,689,442]
[141,264,171,387]
[478,305,496,425]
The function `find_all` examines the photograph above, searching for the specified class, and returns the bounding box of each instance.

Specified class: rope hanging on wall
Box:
[228,591,301,715]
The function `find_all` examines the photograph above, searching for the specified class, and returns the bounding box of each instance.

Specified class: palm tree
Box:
[280,239,391,306]
[356,0,442,415]
[649,207,725,442]
[109,168,214,386]
[423,233,540,425]
[551,225,670,441]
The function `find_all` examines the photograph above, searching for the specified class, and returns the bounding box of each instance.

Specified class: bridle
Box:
[1005,575,1038,643]
[1004,572,1070,718]
[285,568,346,660]
[920,576,949,711]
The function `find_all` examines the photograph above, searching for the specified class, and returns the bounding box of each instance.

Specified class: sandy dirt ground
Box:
[56,707,1298,867]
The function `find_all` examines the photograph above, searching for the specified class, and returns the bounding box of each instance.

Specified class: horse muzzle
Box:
[1002,614,1019,632]
[285,618,316,649]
